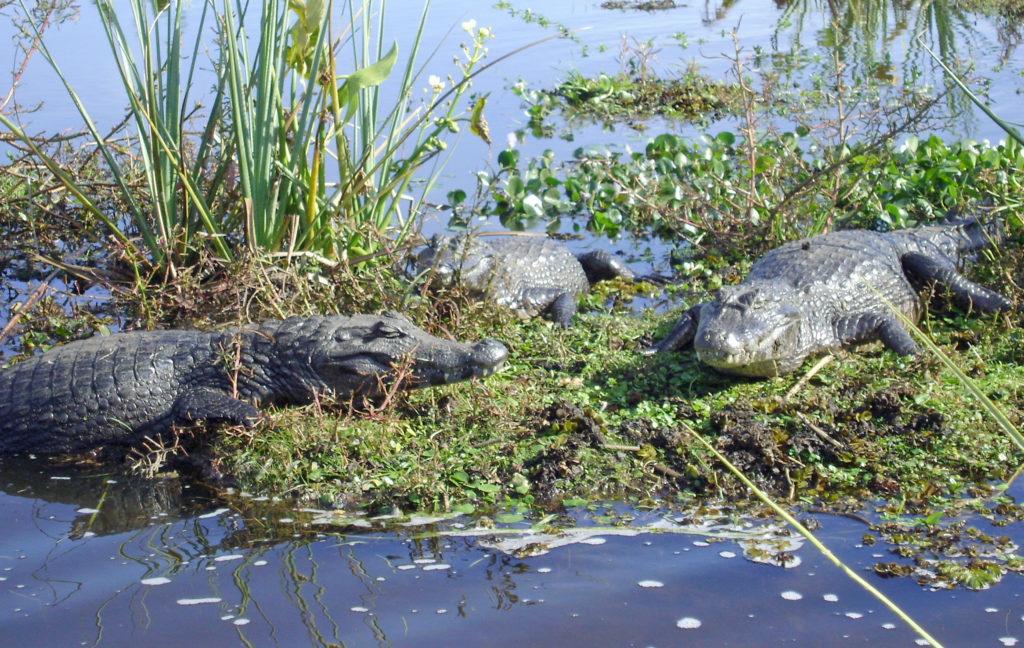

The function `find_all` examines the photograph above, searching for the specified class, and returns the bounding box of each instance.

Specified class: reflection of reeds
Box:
[775,0,975,122]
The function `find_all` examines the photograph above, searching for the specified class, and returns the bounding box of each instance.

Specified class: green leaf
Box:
[338,42,399,122]
[522,194,544,218]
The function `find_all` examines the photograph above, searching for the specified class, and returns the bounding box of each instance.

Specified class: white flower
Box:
[461,19,476,32]
[428,75,443,92]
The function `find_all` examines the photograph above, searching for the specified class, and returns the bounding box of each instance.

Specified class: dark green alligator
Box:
[414,233,636,327]
[0,313,508,454]
[646,219,1013,377]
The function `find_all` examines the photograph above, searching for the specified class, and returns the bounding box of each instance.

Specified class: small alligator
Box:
[0,313,508,454]
[414,233,636,327]
[646,219,1012,377]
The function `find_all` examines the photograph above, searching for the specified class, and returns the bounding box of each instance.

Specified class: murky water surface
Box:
[2,0,1024,645]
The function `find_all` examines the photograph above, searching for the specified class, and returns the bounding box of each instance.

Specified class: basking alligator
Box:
[414,233,636,327]
[0,313,508,454]
[646,219,1013,377]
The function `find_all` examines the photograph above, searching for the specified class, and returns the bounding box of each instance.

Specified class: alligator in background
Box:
[646,219,1013,377]
[413,233,638,327]
[0,313,508,454]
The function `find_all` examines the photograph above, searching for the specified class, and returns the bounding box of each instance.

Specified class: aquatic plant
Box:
[0,0,493,271]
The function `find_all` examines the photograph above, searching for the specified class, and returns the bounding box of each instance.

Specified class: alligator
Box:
[0,313,508,454]
[646,219,1013,377]
[414,233,637,327]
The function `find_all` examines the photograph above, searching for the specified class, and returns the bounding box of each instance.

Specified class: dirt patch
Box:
[524,400,607,500]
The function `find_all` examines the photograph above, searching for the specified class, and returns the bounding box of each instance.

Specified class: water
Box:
[3,0,1024,645]
[4,456,1024,646]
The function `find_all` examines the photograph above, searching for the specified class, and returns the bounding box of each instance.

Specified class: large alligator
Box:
[414,233,636,327]
[0,313,508,454]
[646,219,1013,377]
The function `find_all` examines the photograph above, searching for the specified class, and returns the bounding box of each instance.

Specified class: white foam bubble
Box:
[637,580,664,588]
[780,591,803,601]
[676,617,702,629]
[140,577,171,586]
[177,597,222,606]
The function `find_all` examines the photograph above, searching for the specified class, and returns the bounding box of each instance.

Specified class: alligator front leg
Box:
[902,252,1013,313]
[172,388,262,428]
[547,292,578,328]
[835,312,918,356]
[644,304,703,354]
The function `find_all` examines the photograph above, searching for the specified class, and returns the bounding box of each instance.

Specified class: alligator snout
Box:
[472,338,509,375]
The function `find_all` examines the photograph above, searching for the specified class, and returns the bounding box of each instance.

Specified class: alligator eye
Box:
[373,323,404,339]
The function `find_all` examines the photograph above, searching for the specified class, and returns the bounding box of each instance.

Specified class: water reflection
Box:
[2,460,1024,646]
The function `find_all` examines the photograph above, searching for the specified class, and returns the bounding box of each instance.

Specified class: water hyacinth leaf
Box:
[338,41,399,122]
[522,194,544,218]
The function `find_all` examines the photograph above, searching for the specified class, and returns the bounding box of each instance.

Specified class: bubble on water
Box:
[422,564,451,571]
[351,606,369,613]
[436,609,448,614]
[581,537,606,545]
[537,567,552,573]
[822,594,838,603]
[693,541,710,547]
[987,607,1000,613]
[140,577,171,586]
[845,612,863,619]
[397,565,416,570]
[718,551,736,559]
[676,617,702,629]
[253,560,267,567]
[414,558,437,564]
[915,639,931,646]
[214,554,244,563]
[780,591,802,601]
[881,623,896,630]
[637,580,664,588]
[220,615,234,621]
[233,618,250,626]
[278,518,293,523]
[999,637,1018,646]
[76,508,100,514]
[177,597,222,606]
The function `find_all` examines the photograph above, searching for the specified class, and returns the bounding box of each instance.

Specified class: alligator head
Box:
[693,282,805,377]
[416,234,497,293]
[267,313,507,400]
